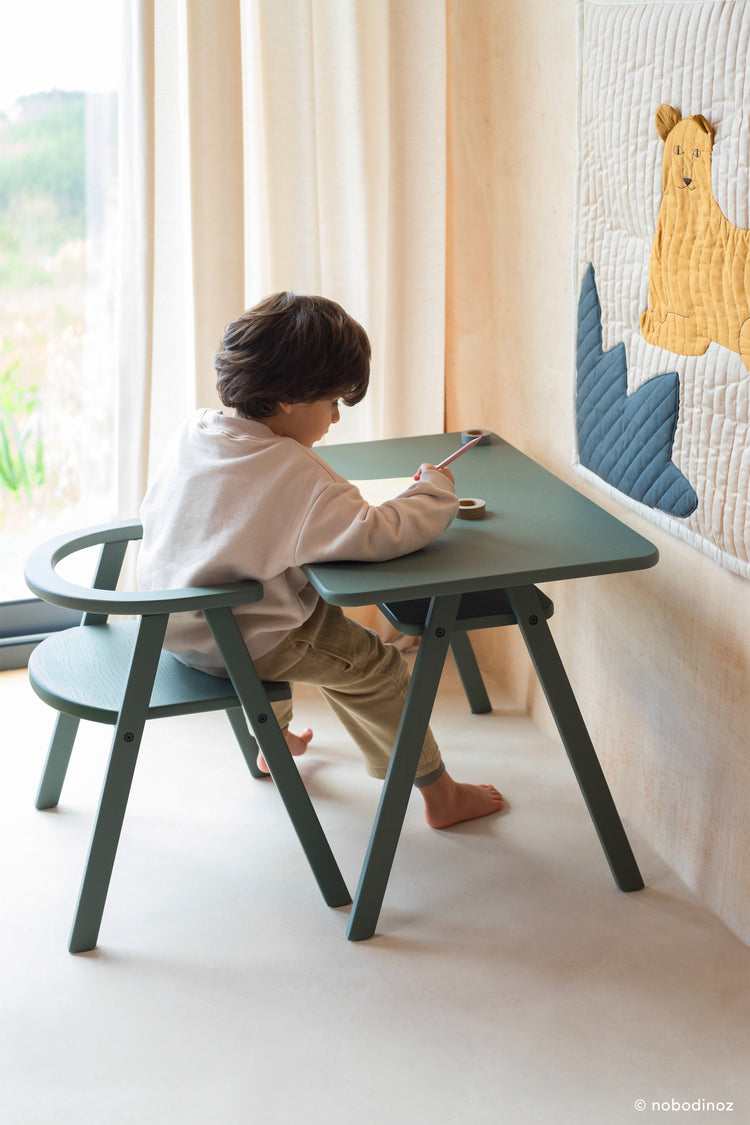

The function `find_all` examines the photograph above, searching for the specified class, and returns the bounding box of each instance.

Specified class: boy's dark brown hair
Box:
[215,292,371,419]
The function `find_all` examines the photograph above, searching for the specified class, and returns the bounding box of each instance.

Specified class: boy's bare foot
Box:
[257,727,313,775]
[420,769,504,829]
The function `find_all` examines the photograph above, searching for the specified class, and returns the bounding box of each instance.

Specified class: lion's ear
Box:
[655,103,681,141]
[693,114,714,140]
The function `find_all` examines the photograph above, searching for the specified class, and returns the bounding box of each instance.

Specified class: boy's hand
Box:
[413,463,456,485]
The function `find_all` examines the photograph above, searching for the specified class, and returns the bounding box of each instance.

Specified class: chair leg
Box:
[450,632,492,714]
[68,724,145,954]
[225,707,265,779]
[35,712,81,809]
[68,614,167,954]
[507,585,644,892]
[206,607,351,909]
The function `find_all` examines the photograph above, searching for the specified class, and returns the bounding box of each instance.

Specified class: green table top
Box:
[303,432,659,607]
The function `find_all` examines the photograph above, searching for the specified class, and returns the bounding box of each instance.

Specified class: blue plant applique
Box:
[576,263,698,518]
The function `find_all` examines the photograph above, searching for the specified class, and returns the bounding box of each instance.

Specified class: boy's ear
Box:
[277,402,294,415]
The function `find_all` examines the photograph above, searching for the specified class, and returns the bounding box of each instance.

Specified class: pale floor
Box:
[1,659,749,1125]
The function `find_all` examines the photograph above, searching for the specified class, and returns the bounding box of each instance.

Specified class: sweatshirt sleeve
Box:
[293,469,459,565]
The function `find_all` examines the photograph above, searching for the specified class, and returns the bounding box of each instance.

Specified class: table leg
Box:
[507,585,643,892]
[450,631,493,714]
[346,593,461,941]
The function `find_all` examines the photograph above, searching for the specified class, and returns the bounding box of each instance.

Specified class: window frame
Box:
[0,597,80,671]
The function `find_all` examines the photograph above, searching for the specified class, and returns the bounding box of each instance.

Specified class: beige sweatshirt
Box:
[137,410,459,666]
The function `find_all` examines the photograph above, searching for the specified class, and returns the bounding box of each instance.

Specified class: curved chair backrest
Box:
[24,518,266,621]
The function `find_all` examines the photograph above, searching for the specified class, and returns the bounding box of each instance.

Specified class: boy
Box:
[138,292,503,828]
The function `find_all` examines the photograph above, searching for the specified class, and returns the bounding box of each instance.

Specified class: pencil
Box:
[413,433,483,480]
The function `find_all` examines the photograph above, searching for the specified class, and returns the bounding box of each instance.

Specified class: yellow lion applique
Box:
[640,103,750,371]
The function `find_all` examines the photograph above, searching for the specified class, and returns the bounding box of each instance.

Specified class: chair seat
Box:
[29,621,290,724]
[379,585,554,636]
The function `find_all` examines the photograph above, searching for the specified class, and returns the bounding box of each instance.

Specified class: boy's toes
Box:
[481,784,505,808]
[257,726,313,776]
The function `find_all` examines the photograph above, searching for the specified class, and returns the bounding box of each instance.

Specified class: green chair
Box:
[24,519,350,953]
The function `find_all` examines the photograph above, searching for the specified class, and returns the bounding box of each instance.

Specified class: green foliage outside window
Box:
[0,92,82,504]
[0,92,85,267]
[0,349,45,497]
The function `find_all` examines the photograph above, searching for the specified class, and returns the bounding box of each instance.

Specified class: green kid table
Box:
[305,431,659,941]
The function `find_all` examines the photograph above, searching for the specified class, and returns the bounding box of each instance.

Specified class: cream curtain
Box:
[242,0,447,445]
[118,0,246,515]
[117,0,155,520]
[118,0,446,513]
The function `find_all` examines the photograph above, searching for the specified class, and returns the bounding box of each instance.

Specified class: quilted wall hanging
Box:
[575,0,750,578]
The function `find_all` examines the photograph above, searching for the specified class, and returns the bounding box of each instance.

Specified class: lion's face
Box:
[655,105,714,200]
[664,118,713,195]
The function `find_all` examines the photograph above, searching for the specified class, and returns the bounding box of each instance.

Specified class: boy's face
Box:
[270,398,341,447]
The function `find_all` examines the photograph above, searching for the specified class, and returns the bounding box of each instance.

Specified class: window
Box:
[0,2,121,666]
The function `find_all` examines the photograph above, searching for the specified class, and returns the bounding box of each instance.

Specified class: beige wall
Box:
[446,0,750,944]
